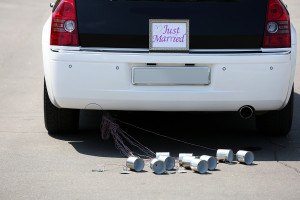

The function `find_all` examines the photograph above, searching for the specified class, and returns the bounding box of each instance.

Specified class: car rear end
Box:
[42,0,297,135]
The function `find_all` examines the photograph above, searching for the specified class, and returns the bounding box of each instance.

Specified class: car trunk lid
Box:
[75,0,268,49]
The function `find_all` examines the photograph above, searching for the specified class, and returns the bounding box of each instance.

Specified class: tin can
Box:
[150,159,166,174]
[156,152,170,158]
[181,156,196,169]
[216,149,234,162]
[200,155,217,171]
[236,150,254,165]
[126,157,145,172]
[178,153,193,165]
[190,159,208,174]
[158,155,175,170]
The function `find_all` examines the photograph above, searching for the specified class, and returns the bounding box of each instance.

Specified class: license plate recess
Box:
[132,67,210,85]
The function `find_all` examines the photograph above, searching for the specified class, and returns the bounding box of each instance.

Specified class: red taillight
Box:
[50,0,79,46]
[263,0,291,48]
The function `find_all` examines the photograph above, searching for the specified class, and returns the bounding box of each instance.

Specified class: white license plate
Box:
[132,67,210,85]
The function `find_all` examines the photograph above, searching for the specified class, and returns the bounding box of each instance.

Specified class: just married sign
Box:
[149,19,189,51]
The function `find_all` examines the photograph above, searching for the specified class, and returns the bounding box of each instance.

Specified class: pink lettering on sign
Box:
[152,34,186,43]
[162,25,180,35]
[153,25,183,43]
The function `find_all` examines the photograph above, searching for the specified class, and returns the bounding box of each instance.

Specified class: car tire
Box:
[44,80,79,133]
[256,87,294,136]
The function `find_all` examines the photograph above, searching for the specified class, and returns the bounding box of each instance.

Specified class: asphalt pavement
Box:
[0,0,299,199]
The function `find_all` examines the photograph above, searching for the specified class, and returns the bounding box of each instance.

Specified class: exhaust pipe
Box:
[239,106,254,119]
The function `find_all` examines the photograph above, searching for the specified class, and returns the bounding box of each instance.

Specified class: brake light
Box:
[50,0,79,46]
[263,0,291,48]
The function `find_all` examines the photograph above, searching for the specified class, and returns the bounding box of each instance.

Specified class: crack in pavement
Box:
[277,161,300,176]
[271,141,300,176]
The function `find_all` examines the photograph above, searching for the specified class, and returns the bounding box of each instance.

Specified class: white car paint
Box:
[42,16,297,111]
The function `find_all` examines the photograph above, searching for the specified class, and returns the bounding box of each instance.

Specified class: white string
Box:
[118,130,155,158]
[92,163,129,172]
[101,114,133,157]
[117,119,218,152]
[101,113,156,159]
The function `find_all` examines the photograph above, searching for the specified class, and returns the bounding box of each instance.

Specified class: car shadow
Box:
[50,92,300,161]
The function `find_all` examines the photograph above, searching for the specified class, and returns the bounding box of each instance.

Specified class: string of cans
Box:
[99,112,255,175]
[126,150,254,175]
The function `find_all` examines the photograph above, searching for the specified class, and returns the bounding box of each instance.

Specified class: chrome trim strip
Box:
[51,48,291,56]
[78,47,263,53]
[50,46,291,55]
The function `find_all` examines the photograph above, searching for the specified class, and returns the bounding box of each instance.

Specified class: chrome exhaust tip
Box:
[239,106,254,119]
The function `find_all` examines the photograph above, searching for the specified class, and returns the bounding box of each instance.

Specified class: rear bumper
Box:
[43,47,296,111]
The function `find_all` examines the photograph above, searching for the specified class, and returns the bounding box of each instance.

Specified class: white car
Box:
[43,0,297,136]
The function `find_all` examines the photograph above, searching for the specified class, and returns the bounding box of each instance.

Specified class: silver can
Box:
[200,155,217,171]
[236,150,254,165]
[158,155,175,170]
[126,157,145,172]
[178,153,193,165]
[181,156,196,169]
[150,158,166,174]
[216,149,234,162]
[190,159,208,174]
[156,152,170,158]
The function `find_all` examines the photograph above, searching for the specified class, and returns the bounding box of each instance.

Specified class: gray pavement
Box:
[0,0,299,199]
